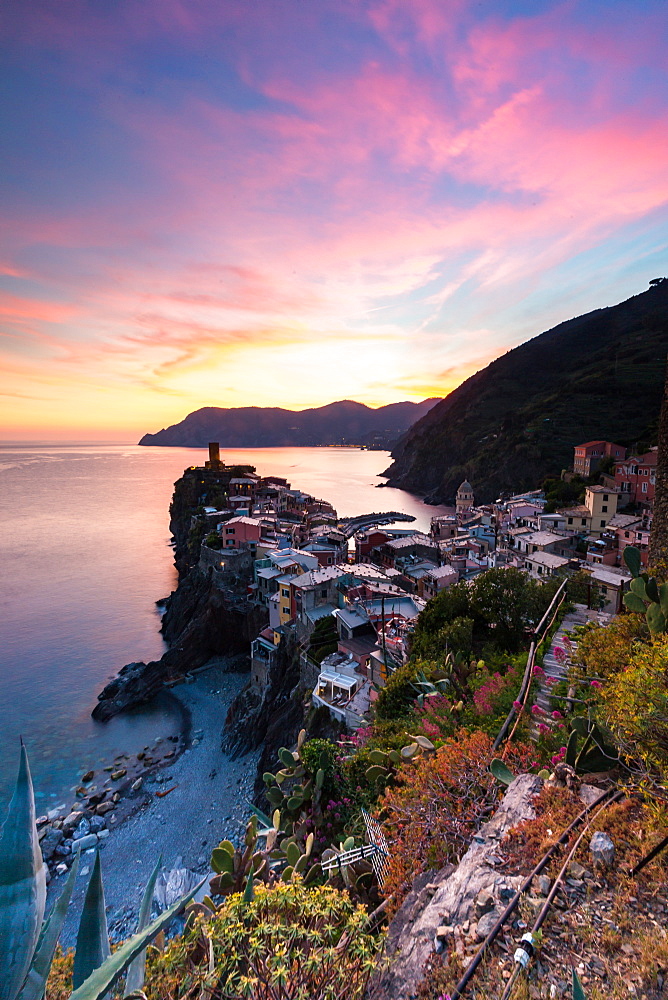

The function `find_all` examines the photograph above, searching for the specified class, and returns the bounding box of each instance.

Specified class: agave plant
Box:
[0,745,203,1000]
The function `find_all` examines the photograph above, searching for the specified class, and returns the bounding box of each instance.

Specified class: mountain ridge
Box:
[138,397,441,448]
[383,282,668,504]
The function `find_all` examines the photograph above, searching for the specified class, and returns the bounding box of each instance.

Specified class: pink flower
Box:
[551,753,564,765]
[590,680,602,689]
[554,646,567,663]
[559,747,567,754]
[538,723,551,733]
[533,665,545,676]
[512,700,523,712]
[551,710,563,720]
[546,677,558,685]
[531,704,545,716]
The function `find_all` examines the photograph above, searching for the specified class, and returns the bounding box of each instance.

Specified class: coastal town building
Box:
[573,441,625,477]
[613,449,657,506]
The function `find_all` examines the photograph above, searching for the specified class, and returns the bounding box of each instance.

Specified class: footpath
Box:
[529,602,611,741]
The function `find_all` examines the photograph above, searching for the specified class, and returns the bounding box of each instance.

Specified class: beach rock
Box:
[73,817,91,840]
[81,770,95,783]
[62,811,84,832]
[89,815,106,833]
[111,768,127,780]
[590,831,615,866]
[72,834,98,853]
[41,827,64,861]
[55,863,68,876]
[96,801,114,815]
[131,777,143,791]
[97,829,110,840]
[88,790,107,806]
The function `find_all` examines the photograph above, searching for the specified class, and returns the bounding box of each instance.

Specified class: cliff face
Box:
[139,398,441,449]
[92,568,267,720]
[384,283,668,504]
[93,465,267,721]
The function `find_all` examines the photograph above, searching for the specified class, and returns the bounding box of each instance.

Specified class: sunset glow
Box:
[1,0,667,439]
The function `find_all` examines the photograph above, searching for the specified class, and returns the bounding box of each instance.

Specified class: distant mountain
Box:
[138,398,441,448]
[383,282,668,504]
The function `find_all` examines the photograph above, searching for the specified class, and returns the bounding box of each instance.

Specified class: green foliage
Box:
[300,739,337,781]
[410,567,559,661]
[308,616,339,664]
[572,966,587,1000]
[622,547,668,634]
[143,880,382,1000]
[563,717,618,774]
[203,531,222,550]
[489,758,515,785]
[374,662,420,721]
[542,476,586,514]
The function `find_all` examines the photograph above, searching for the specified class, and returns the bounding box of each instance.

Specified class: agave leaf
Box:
[242,874,255,903]
[623,546,641,578]
[489,758,514,786]
[73,852,110,990]
[572,966,586,1000]
[68,877,205,1000]
[17,855,80,1000]
[0,743,47,1000]
[124,854,162,994]
[246,802,273,829]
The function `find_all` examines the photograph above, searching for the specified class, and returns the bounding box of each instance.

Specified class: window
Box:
[603,494,608,502]
[581,519,587,526]
[601,505,608,513]
[226,527,235,534]
[281,588,289,598]
[600,519,606,527]
[568,517,573,525]
[625,531,630,538]
[320,589,327,598]
[537,566,542,574]
[642,482,648,493]
[282,606,290,616]
[226,539,234,547]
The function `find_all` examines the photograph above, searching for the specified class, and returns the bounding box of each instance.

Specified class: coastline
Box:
[58,661,260,944]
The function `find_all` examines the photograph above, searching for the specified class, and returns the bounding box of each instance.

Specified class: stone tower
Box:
[456,479,474,514]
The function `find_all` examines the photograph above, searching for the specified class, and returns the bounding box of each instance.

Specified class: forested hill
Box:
[139,398,440,448]
[383,281,668,504]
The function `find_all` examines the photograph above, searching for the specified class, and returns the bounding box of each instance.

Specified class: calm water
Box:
[0,444,447,805]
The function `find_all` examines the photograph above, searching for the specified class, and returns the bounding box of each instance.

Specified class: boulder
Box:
[72,834,98,853]
[590,831,615,866]
[73,817,91,840]
[89,815,106,833]
[40,827,64,861]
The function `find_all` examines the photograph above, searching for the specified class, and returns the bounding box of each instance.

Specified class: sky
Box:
[1,0,667,441]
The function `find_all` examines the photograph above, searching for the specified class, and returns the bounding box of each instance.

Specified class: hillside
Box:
[384,281,668,503]
[138,398,440,448]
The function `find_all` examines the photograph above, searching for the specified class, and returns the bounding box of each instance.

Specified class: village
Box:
[190,440,656,732]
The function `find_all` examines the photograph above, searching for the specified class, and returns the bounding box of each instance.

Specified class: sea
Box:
[0,443,450,808]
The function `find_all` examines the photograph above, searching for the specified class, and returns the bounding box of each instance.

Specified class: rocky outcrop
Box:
[374,773,544,999]
[93,568,267,721]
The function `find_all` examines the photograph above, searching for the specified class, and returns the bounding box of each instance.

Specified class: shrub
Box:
[599,632,668,775]
[143,881,382,1000]
[204,531,223,550]
[571,614,649,681]
[379,730,535,908]
[374,662,420,721]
